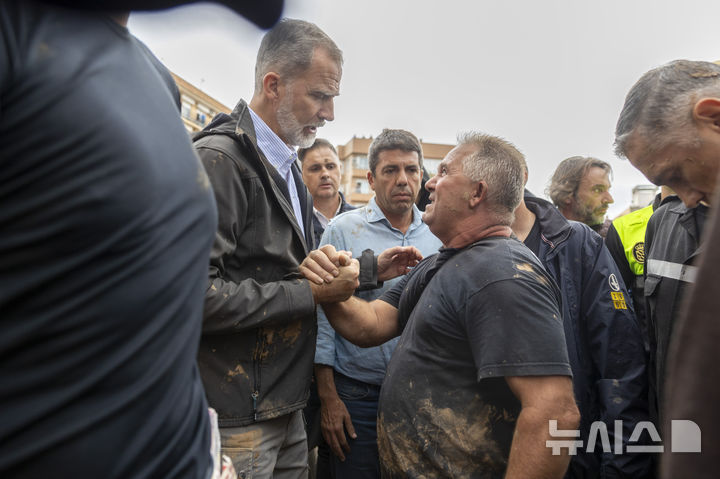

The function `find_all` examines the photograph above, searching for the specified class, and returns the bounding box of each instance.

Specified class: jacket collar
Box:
[523,189,573,249]
[194,99,313,252]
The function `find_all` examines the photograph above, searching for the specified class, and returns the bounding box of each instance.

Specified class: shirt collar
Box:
[365,196,424,231]
[313,196,343,227]
[248,107,297,174]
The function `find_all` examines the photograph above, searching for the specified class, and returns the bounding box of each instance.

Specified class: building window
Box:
[196,112,207,125]
[354,179,370,194]
[181,102,192,119]
[352,154,369,170]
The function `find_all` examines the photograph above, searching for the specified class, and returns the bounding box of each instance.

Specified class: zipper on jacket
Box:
[251,390,259,421]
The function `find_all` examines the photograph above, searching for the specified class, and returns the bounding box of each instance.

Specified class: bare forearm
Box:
[321,297,399,347]
[505,407,577,479]
[315,364,339,401]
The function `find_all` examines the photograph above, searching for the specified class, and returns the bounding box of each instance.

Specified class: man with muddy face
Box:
[548,156,614,237]
[314,132,580,478]
[313,129,442,478]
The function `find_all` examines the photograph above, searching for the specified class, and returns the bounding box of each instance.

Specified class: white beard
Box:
[276,91,318,148]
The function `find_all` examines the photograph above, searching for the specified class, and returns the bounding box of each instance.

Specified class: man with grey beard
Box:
[193,19,359,478]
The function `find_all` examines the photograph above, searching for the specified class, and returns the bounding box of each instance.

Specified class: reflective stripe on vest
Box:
[646,259,698,283]
[612,204,654,276]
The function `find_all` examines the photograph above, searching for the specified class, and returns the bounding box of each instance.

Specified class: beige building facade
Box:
[172,72,231,134]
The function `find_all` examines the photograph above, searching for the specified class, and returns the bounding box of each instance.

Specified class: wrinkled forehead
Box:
[583,166,612,185]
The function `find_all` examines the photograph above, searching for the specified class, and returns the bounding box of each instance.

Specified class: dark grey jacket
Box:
[644,198,706,418]
[193,100,317,427]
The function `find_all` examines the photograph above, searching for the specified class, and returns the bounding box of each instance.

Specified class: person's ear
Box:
[693,97,720,132]
[367,170,375,191]
[261,72,282,102]
[469,180,487,208]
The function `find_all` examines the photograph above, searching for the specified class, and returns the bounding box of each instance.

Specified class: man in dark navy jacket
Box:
[513,162,650,478]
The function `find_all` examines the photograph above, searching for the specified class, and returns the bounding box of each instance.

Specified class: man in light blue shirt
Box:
[315,129,442,479]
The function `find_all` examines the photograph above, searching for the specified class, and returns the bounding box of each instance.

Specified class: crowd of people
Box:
[2,1,719,478]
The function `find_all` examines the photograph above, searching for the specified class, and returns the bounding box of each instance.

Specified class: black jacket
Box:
[644,198,706,419]
[193,100,317,426]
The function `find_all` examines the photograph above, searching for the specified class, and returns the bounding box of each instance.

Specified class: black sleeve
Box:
[466,279,572,381]
[605,223,635,289]
[379,273,409,310]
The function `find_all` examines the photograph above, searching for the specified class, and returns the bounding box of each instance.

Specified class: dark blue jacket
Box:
[525,192,651,479]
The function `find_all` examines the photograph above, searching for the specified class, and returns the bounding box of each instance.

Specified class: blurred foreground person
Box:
[0,0,281,477]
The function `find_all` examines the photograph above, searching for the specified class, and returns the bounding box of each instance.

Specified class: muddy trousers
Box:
[220,410,308,478]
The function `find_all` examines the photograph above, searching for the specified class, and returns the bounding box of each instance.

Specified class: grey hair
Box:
[456,132,525,225]
[298,138,338,162]
[367,129,424,174]
[547,156,612,208]
[614,60,720,159]
[254,19,343,93]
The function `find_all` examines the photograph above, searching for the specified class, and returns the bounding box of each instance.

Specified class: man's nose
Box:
[396,169,408,185]
[426,175,437,191]
[319,98,334,122]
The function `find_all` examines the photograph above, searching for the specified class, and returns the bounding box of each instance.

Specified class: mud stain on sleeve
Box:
[514,262,548,286]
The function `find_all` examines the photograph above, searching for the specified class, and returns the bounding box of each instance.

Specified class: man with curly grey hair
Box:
[547,156,615,237]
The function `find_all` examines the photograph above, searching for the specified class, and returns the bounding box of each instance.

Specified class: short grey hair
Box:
[254,19,343,93]
[614,59,720,159]
[367,129,424,174]
[547,156,612,208]
[456,132,525,225]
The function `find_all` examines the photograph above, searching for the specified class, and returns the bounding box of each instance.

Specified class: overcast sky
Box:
[129,0,720,217]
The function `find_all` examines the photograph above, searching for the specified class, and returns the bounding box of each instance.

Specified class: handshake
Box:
[299,244,423,305]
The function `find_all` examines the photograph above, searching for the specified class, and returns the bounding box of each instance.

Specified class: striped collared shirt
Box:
[248,107,305,236]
